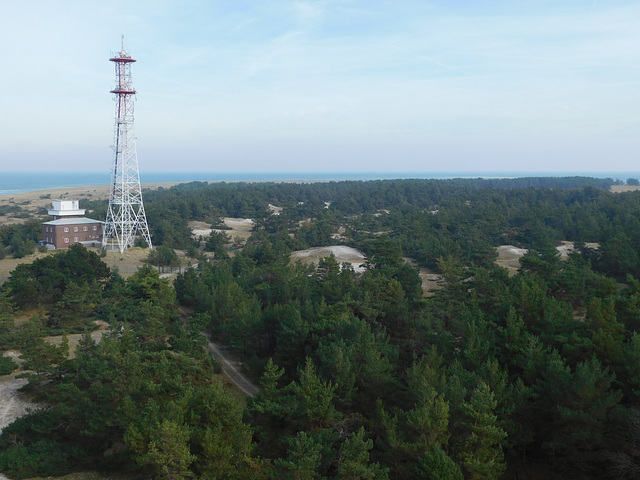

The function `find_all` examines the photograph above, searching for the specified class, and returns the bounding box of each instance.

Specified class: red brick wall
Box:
[42,222,103,249]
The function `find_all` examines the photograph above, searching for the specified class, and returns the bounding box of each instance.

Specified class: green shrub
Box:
[0,355,16,375]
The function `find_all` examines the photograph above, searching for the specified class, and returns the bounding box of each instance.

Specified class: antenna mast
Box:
[103,37,152,252]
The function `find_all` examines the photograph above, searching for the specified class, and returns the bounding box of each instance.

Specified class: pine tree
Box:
[457,382,507,480]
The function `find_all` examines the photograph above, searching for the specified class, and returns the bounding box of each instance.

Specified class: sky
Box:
[1,0,639,174]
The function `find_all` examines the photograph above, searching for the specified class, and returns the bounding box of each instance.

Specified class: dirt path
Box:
[0,375,36,480]
[205,334,260,397]
[0,375,32,431]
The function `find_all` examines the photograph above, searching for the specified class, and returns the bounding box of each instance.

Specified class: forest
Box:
[1,176,640,480]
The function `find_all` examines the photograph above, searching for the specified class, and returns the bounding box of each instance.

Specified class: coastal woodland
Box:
[1,177,640,479]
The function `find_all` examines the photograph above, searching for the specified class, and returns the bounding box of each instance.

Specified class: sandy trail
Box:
[205,334,260,398]
[0,375,35,480]
[0,375,32,432]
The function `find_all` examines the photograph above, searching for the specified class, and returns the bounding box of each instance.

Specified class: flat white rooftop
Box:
[42,217,104,226]
[48,199,85,217]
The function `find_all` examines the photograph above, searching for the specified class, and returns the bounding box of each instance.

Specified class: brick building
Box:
[41,200,103,249]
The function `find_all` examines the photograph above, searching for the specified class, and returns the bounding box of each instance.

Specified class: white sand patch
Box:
[291,246,367,273]
[222,218,254,243]
[268,204,282,215]
[557,241,574,259]
[496,241,600,276]
[331,226,348,242]
[496,245,528,276]
[189,220,213,237]
[497,245,529,257]
[224,218,254,230]
[189,218,254,244]
[0,375,32,433]
[556,241,599,258]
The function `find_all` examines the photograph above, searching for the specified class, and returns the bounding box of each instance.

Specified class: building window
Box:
[64,227,69,233]
[93,226,97,231]
[74,227,79,232]
[64,238,70,244]
[74,237,79,243]
[83,226,88,231]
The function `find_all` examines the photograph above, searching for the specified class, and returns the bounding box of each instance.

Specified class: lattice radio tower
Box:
[103,36,152,252]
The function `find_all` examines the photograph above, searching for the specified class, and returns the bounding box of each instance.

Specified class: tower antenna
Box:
[102,38,153,252]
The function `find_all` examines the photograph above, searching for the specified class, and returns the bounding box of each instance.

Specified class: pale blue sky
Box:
[1,1,639,173]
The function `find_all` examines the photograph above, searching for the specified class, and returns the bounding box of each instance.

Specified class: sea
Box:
[1,171,639,196]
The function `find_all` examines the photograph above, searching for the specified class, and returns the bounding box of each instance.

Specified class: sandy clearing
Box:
[290,245,367,273]
[495,242,600,275]
[0,246,152,285]
[496,245,528,276]
[611,185,640,193]
[497,245,529,257]
[268,204,282,215]
[557,241,574,259]
[403,257,443,296]
[224,217,254,230]
[189,218,255,244]
[190,220,213,238]
[0,251,53,284]
[100,247,152,278]
[292,249,444,295]
[43,320,109,359]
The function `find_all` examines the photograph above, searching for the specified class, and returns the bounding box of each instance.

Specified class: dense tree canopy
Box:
[1,177,640,479]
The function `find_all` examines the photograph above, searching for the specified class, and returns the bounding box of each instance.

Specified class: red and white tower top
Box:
[110,37,136,95]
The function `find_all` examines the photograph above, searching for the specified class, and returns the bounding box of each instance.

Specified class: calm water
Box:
[0,171,638,196]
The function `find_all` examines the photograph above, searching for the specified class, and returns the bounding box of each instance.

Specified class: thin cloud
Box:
[1,0,639,172]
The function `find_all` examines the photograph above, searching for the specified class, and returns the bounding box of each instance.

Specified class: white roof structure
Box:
[42,217,104,226]
[48,199,85,217]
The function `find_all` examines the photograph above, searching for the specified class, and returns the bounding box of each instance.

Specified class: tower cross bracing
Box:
[103,37,152,252]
